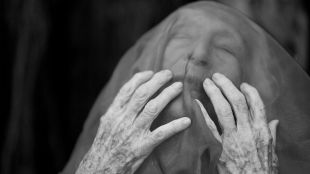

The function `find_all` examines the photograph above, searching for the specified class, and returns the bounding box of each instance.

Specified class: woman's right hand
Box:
[76,70,191,174]
[196,73,279,174]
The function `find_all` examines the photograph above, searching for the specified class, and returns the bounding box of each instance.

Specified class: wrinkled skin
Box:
[76,70,278,174]
[196,73,279,174]
[63,2,310,174]
[76,70,191,174]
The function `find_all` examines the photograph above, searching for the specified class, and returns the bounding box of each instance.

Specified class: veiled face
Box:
[65,3,310,174]
[160,8,246,123]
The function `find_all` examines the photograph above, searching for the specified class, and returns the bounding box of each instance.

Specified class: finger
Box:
[195,99,222,142]
[212,73,250,129]
[150,117,191,146]
[113,71,154,108]
[268,120,279,147]
[135,82,183,128]
[240,83,266,124]
[128,70,173,114]
[203,78,236,133]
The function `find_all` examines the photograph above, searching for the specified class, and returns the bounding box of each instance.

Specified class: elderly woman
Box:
[62,2,310,174]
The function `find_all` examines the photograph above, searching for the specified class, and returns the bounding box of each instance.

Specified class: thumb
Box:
[268,120,279,146]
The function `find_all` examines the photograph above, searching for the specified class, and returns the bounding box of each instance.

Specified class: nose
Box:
[188,55,208,67]
[189,39,209,67]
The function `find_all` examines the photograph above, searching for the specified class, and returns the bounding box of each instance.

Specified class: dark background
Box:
[1,0,309,174]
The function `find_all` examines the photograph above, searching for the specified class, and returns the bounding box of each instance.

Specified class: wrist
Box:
[77,145,137,174]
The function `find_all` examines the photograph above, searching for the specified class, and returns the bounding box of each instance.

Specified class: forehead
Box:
[172,8,241,41]
[168,8,245,53]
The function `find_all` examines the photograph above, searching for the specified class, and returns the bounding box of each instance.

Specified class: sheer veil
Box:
[63,2,310,174]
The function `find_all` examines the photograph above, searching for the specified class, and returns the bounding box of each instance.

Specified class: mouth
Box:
[175,68,222,133]
[173,75,203,98]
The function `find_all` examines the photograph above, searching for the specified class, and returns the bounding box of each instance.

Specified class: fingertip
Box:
[180,117,191,127]
[269,120,279,146]
[269,120,279,128]
[194,98,201,105]
[212,72,225,81]
[269,120,279,134]
[240,82,248,91]
[193,99,206,115]
[145,70,154,76]
[240,82,258,94]
[136,70,154,78]
[193,99,205,116]
[172,81,183,90]
[274,119,279,125]
[240,82,255,95]
[152,117,191,143]
[203,78,213,89]
[162,69,173,78]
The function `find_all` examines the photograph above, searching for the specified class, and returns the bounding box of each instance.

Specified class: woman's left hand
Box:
[196,73,279,174]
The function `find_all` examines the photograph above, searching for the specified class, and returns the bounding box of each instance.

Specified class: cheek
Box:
[211,50,242,85]
[163,39,192,68]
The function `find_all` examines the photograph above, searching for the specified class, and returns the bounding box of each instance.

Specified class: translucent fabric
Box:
[63,2,310,174]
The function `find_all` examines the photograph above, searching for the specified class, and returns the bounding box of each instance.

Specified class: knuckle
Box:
[217,105,232,117]
[119,83,133,95]
[144,101,158,116]
[252,101,265,116]
[134,87,149,100]
[261,133,272,145]
[231,92,245,102]
[231,95,247,108]
[253,95,264,106]
[154,130,165,140]
[169,120,178,128]
[257,104,266,114]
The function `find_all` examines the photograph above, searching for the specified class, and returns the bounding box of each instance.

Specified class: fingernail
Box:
[212,72,223,80]
[173,82,183,89]
[203,78,212,86]
[274,120,279,127]
[181,117,191,125]
[162,69,172,77]
[145,70,154,76]
[240,83,247,90]
[194,99,199,104]
[194,99,201,106]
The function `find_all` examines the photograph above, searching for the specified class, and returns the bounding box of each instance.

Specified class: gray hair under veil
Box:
[62,2,310,174]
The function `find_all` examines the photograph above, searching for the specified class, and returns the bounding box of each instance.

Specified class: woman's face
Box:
[160,9,246,123]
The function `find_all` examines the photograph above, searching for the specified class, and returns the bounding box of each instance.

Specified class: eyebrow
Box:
[211,30,242,54]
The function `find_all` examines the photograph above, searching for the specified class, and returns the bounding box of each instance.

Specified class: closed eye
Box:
[218,46,235,56]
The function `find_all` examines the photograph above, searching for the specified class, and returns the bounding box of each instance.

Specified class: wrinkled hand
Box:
[196,73,279,174]
[76,70,191,174]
